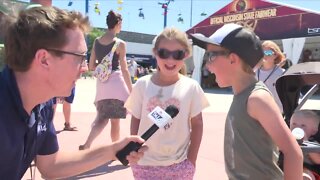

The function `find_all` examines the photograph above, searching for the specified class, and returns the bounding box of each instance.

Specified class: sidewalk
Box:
[23,78,320,179]
[23,78,232,180]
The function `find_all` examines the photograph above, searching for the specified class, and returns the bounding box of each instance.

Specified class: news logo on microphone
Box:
[148,106,173,128]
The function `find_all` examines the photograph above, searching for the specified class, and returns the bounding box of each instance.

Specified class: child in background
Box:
[290,110,320,180]
[191,23,302,180]
[125,27,209,179]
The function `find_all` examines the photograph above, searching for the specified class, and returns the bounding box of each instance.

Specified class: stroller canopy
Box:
[276,62,320,123]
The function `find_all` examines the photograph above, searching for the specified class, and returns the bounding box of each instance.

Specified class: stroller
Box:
[275,61,320,176]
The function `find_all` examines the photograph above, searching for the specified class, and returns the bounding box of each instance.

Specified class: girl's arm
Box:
[188,113,203,166]
[248,90,303,180]
[130,115,141,135]
[88,39,97,71]
[118,41,132,92]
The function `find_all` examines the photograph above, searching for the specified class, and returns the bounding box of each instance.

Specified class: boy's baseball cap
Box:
[190,23,263,68]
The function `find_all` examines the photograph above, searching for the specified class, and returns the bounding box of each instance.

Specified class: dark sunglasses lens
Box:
[158,49,170,59]
[172,50,185,60]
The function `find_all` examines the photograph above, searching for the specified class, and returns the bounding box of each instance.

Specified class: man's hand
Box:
[113,136,148,164]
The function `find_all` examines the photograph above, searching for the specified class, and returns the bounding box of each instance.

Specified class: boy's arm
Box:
[188,113,203,166]
[248,90,303,180]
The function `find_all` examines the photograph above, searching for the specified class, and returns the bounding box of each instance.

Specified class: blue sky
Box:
[46,0,320,35]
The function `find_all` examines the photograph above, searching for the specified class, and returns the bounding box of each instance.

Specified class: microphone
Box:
[116,105,179,166]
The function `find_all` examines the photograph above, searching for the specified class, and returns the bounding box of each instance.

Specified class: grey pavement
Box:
[23,78,232,180]
[23,78,319,180]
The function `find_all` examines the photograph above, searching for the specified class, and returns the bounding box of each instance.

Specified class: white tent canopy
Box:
[282,38,306,64]
[191,46,205,83]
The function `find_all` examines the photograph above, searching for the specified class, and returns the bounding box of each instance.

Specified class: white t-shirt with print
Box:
[125,74,209,166]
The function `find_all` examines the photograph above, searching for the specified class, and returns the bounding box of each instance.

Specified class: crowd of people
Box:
[1,4,320,180]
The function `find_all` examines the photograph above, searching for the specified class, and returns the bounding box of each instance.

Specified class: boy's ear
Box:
[228,53,240,65]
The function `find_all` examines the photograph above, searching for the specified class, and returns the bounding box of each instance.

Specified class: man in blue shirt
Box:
[0,6,146,179]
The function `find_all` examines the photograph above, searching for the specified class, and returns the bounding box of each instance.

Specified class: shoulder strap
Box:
[99,38,120,64]
[110,38,120,54]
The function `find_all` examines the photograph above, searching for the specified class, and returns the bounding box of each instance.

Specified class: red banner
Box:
[187,0,320,40]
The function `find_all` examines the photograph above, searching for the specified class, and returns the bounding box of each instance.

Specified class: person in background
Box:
[127,55,138,83]
[0,6,145,179]
[191,23,302,180]
[290,110,320,180]
[126,27,209,179]
[300,49,313,63]
[201,61,210,88]
[256,40,285,113]
[79,10,132,150]
[53,87,77,131]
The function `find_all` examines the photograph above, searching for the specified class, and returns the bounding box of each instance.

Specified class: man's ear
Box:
[34,49,49,68]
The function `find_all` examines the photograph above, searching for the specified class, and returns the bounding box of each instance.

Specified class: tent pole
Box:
[190,0,193,27]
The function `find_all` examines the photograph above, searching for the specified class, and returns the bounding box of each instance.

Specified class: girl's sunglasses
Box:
[157,48,185,61]
[264,50,275,56]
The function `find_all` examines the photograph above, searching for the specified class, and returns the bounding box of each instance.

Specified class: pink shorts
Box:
[131,159,195,180]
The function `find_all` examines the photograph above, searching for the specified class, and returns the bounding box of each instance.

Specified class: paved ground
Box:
[23,78,320,180]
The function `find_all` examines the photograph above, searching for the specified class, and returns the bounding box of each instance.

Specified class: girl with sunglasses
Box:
[256,40,286,113]
[125,27,209,179]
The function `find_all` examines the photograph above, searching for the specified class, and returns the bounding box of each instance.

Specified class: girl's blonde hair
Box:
[179,63,187,75]
[153,27,192,56]
[262,40,285,64]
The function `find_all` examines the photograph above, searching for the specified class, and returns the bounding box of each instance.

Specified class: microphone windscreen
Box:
[165,105,179,118]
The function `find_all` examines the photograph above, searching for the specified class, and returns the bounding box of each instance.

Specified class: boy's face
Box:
[205,44,232,88]
[290,114,318,139]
